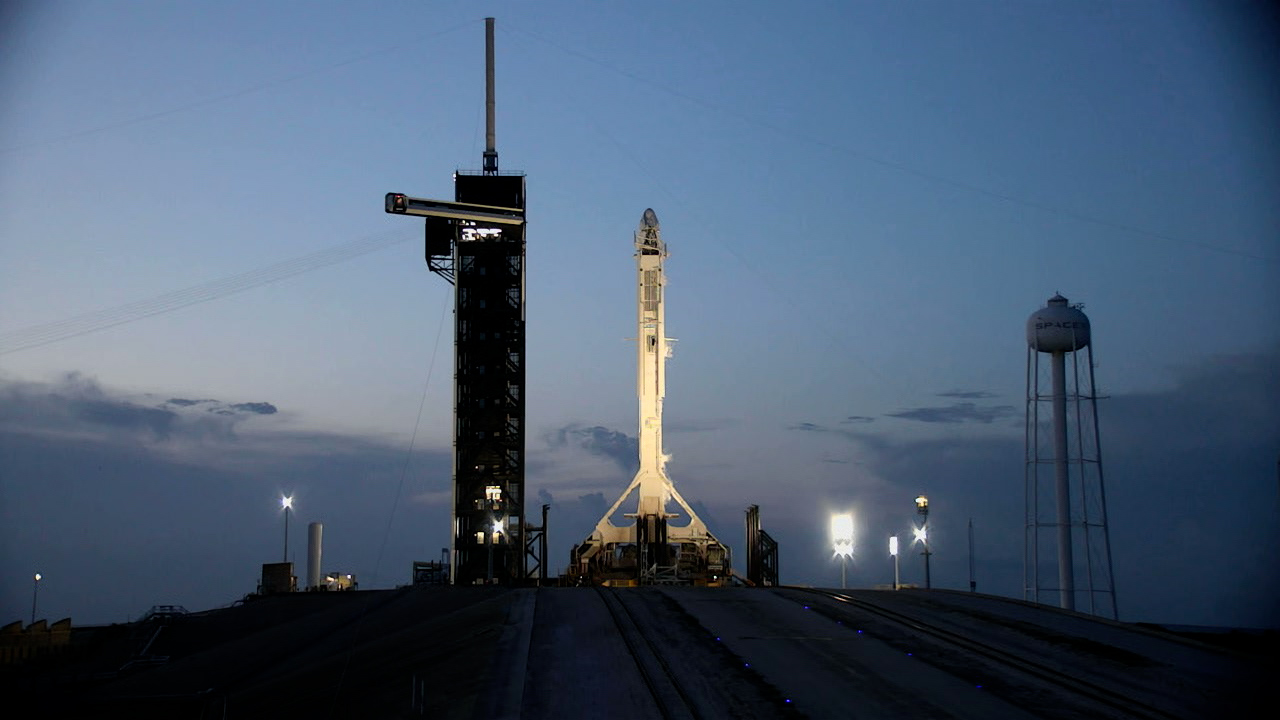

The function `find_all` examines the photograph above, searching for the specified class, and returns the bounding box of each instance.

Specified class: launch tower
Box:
[572,209,729,585]
[384,18,527,584]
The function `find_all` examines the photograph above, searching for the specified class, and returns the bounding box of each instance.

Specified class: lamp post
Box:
[31,573,41,625]
[487,521,499,584]
[968,517,976,593]
[889,536,900,590]
[281,495,293,563]
[831,513,854,589]
[915,495,931,589]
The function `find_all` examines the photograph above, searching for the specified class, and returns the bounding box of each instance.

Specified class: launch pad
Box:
[570,210,729,586]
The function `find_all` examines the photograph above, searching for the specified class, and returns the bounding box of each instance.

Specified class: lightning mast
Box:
[573,210,729,585]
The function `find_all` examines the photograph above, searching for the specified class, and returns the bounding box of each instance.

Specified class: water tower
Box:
[1024,294,1118,618]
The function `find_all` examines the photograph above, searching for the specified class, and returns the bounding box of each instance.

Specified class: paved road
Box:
[512,587,1266,719]
[10,585,1267,718]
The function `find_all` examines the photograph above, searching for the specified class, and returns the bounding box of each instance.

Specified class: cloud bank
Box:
[0,374,451,625]
[3,349,1277,629]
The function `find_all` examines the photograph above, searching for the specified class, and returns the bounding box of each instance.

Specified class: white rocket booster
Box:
[584,209,712,552]
[635,207,670,518]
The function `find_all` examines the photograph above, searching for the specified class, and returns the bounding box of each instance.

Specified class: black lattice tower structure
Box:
[383,18,528,584]
[450,172,526,584]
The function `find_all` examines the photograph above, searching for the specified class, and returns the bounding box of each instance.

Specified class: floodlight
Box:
[915,495,929,514]
[913,525,927,544]
[31,572,42,625]
[831,513,854,551]
[889,536,900,590]
[280,495,294,563]
[831,512,854,589]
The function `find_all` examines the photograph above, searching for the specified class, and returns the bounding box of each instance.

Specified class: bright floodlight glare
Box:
[913,525,927,543]
[281,495,293,509]
[889,536,899,556]
[34,573,41,581]
[831,513,853,542]
[831,513,854,556]
[915,495,929,513]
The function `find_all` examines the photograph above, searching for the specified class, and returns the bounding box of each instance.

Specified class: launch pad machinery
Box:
[571,209,730,586]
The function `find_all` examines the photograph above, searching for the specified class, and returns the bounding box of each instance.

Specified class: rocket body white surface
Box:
[585,209,712,550]
[635,208,671,518]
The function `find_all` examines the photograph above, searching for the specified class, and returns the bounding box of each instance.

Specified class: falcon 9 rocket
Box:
[571,209,729,584]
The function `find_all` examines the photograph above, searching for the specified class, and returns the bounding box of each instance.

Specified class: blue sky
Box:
[1,1,1277,627]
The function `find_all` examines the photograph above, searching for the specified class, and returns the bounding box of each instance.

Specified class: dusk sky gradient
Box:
[2,1,1277,628]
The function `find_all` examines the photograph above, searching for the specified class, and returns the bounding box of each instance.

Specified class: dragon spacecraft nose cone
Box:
[641,208,659,229]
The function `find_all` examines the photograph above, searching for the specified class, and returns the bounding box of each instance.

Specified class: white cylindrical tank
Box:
[1027,294,1091,352]
[307,522,323,590]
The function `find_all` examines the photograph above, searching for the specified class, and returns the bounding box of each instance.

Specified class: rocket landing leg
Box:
[572,474,729,586]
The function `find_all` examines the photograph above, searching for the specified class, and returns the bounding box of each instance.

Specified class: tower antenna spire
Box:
[483,17,498,175]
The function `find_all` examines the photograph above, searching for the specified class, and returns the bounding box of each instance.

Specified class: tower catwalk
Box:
[572,209,729,585]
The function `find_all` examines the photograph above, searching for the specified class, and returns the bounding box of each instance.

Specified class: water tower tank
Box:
[1027,294,1090,352]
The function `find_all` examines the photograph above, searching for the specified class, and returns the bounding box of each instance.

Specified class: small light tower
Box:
[889,536,900,590]
[968,518,976,593]
[1025,294,1118,618]
[915,495,931,589]
[281,495,293,563]
[831,513,854,589]
[31,573,41,625]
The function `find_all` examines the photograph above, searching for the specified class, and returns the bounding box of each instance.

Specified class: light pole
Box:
[889,536,900,590]
[968,517,976,592]
[31,573,41,625]
[915,495,931,589]
[831,513,854,589]
[281,495,293,563]
[487,521,500,584]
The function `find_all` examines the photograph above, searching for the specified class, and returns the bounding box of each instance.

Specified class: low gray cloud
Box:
[840,416,876,424]
[77,399,179,439]
[0,376,280,443]
[0,374,452,626]
[789,422,828,432]
[545,424,638,473]
[168,397,276,416]
[230,402,277,415]
[936,390,997,399]
[885,402,1017,424]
